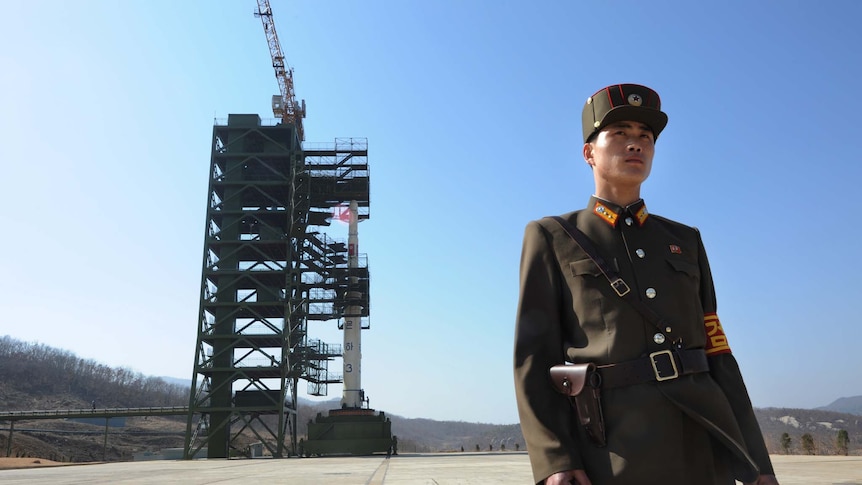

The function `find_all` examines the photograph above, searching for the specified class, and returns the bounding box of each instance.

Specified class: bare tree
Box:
[801,433,816,455]
[837,430,850,456]
[780,432,792,454]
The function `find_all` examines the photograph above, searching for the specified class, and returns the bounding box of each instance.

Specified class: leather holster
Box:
[549,363,606,447]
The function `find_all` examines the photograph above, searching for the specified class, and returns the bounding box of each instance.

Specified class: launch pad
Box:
[300,198,393,457]
[3,454,858,484]
[303,408,393,456]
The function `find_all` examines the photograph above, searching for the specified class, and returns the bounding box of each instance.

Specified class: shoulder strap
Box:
[546,215,681,346]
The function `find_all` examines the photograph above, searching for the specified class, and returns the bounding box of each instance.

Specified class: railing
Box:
[301,138,368,152]
[213,117,284,127]
[0,406,189,421]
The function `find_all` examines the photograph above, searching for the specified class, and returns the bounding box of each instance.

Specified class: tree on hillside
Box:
[801,433,816,455]
[0,335,188,409]
[837,430,849,456]
[780,433,792,454]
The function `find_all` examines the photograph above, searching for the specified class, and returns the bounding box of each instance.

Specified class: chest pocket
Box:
[666,258,700,286]
[569,259,602,278]
[566,258,607,329]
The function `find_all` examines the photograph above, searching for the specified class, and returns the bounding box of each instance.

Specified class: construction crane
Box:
[255,0,306,141]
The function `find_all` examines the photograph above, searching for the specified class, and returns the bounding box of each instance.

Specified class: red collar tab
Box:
[592,201,619,227]
[589,198,649,227]
[633,203,649,226]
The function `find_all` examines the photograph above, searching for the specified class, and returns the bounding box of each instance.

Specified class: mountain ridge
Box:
[817,395,862,416]
[1,335,859,459]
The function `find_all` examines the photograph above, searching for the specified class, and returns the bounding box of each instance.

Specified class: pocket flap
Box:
[569,259,601,277]
[667,258,699,277]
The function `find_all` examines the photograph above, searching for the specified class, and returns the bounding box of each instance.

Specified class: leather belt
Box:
[596,349,709,389]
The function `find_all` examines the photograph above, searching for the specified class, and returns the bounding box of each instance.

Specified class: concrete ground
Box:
[0,453,860,484]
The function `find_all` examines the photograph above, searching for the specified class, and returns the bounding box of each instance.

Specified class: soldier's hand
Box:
[744,474,779,485]
[545,469,592,485]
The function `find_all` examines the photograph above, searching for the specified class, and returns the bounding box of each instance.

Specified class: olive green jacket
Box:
[514,197,774,484]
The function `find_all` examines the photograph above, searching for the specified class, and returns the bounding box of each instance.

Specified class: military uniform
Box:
[513,85,775,484]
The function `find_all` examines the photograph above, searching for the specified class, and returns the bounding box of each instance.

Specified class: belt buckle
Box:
[649,350,679,382]
[610,278,630,297]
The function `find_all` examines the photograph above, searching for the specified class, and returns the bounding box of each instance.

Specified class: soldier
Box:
[513,84,779,485]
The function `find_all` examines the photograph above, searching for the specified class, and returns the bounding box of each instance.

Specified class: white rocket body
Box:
[341,200,362,408]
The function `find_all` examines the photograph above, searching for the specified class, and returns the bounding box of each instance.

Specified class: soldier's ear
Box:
[583,142,595,167]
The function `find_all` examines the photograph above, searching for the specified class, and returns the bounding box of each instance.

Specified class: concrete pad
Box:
[765,455,862,485]
[0,452,859,484]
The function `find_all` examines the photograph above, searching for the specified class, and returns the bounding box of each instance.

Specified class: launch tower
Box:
[183,0,390,459]
[182,114,376,458]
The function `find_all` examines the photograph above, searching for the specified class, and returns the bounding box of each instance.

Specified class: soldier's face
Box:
[584,121,655,188]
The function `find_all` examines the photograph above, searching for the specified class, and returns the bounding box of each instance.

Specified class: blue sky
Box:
[2,1,861,425]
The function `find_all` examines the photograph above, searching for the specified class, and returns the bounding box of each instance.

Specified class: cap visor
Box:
[596,106,668,139]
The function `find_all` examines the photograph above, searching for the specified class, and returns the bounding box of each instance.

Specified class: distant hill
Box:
[817,395,862,416]
[296,399,524,452]
[391,417,523,452]
[291,399,862,456]
[158,376,193,388]
[755,407,862,455]
[0,335,859,460]
[0,335,525,460]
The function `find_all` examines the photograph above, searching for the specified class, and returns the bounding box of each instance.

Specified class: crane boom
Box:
[255,0,305,141]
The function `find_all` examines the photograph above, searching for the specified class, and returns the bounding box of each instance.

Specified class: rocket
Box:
[342,200,363,409]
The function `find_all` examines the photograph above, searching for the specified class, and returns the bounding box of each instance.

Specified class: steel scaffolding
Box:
[183,115,370,459]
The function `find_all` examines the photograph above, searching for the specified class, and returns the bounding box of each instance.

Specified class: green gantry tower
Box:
[183,114,370,459]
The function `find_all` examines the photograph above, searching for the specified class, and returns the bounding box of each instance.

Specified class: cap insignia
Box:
[627,94,643,106]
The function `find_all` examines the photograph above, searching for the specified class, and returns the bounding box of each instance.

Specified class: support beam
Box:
[6,421,13,457]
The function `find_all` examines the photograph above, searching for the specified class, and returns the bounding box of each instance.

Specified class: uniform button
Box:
[653,333,666,344]
[645,288,656,299]
[625,217,633,226]
[635,249,645,258]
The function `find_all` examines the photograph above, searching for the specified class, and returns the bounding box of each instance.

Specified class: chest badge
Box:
[669,244,682,254]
